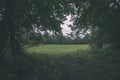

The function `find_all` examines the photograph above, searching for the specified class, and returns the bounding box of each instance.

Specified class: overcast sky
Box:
[61,15,73,35]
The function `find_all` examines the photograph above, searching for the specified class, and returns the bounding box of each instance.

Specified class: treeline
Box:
[42,33,90,44]
[20,30,90,45]
[0,0,120,58]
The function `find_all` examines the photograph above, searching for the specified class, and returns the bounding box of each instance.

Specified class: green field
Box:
[1,45,119,80]
[27,44,89,55]
[25,44,120,80]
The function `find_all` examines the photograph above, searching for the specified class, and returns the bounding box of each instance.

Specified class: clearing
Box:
[25,44,120,80]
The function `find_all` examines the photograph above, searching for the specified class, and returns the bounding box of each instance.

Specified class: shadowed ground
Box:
[0,45,120,80]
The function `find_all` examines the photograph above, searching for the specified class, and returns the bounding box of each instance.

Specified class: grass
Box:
[27,44,120,80]
[27,44,89,55]
[1,44,120,80]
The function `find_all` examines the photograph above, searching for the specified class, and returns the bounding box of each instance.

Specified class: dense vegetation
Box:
[0,0,120,80]
[0,0,120,55]
[28,45,120,80]
[1,45,120,80]
[71,0,120,49]
[21,31,90,45]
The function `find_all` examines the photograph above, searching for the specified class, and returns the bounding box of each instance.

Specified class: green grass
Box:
[1,44,119,80]
[26,44,120,80]
[27,44,89,55]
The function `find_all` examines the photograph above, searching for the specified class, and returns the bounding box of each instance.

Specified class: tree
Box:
[72,0,120,49]
[0,0,73,58]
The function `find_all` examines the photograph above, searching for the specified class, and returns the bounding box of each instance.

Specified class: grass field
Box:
[26,44,120,80]
[1,44,119,80]
[27,45,120,80]
[27,44,89,55]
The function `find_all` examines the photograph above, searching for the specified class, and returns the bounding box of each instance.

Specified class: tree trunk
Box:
[0,0,17,59]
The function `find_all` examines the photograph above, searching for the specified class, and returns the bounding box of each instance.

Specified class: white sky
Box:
[61,15,89,38]
[61,15,73,35]
[34,15,73,35]
[34,15,88,38]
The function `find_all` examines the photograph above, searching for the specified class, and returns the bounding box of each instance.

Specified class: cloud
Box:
[61,15,73,35]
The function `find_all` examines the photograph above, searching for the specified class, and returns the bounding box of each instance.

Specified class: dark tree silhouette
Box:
[0,0,73,58]
[72,0,120,49]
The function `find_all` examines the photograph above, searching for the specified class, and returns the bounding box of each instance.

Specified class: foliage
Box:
[0,0,120,79]
[72,0,120,49]
[40,31,90,44]
[1,45,119,80]
[0,0,74,56]
[27,45,120,80]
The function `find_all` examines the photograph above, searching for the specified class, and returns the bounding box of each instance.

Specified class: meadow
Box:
[26,44,120,80]
[1,44,119,80]
[27,44,89,55]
